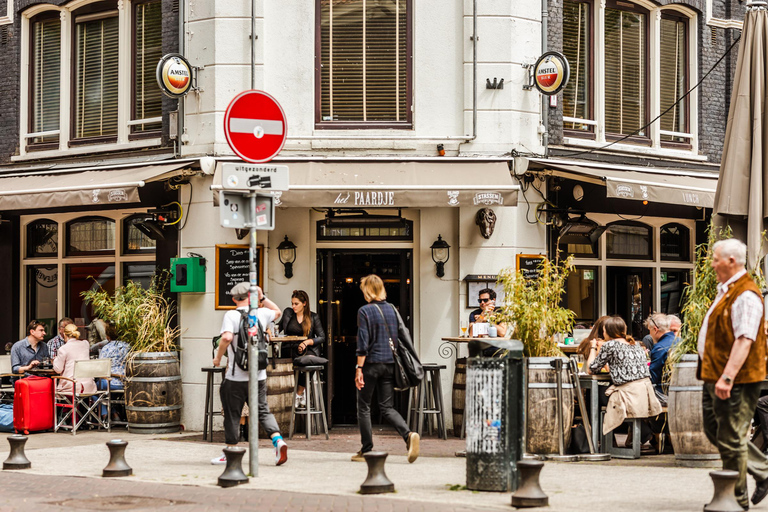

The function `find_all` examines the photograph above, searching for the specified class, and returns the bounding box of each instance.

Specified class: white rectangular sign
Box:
[219,191,275,230]
[221,162,290,191]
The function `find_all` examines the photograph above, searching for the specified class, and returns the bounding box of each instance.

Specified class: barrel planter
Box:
[126,352,182,434]
[451,358,467,437]
[259,358,295,438]
[668,354,719,467]
[526,357,574,455]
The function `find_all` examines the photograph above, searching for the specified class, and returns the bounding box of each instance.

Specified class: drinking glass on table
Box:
[460,320,468,337]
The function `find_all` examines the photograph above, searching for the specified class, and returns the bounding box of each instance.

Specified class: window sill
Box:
[12,138,163,162]
[562,137,707,162]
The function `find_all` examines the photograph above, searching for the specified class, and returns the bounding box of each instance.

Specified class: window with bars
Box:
[30,17,61,146]
[605,221,652,260]
[318,0,410,128]
[659,15,689,146]
[562,0,593,136]
[74,12,119,140]
[132,0,163,134]
[66,217,116,256]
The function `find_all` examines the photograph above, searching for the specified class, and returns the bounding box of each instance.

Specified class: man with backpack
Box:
[211,282,287,466]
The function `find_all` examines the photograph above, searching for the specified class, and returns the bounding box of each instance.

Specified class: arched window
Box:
[605,221,652,259]
[26,219,58,257]
[123,214,157,254]
[660,223,690,261]
[66,216,115,256]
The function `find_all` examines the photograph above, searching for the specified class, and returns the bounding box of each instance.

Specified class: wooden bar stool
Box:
[289,365,329,440]
[407,364,447,439]
[202,366,225,442]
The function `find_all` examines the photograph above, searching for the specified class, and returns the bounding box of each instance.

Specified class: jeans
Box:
[220,378,279,446]
[703,381,768,508]
[357,362,410,453]
[96,378,124,417]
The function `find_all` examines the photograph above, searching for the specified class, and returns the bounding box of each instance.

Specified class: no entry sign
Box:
[224,90,287,163]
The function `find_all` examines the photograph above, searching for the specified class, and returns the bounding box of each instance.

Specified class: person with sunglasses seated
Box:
[468,288,507,356]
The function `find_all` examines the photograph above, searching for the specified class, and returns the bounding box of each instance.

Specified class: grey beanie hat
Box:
[230,282,250,301]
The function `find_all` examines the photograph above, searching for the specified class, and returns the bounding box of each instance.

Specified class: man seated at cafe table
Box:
[468,288,507,338]
[10,320,49,377]
[646,313,676,407]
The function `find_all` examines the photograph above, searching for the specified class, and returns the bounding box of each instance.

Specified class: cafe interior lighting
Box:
[430,234,450,278]
[277,235,297,279]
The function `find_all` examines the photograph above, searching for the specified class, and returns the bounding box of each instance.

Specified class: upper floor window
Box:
[317,0,411,129]
[659,14,689,148]
[562,0,592,136]
[30,15,61,147]
[132,0,163,134]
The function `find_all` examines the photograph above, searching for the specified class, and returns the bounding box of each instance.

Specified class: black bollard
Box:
[3,435,31,470]
[218,447,249,488]
[703,470,742,512]
[511,460,548,508]
[102,439,132,477]
[359,452,395,494]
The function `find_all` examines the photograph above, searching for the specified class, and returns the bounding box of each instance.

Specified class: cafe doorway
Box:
[316,249,413,427]
[606,267,653,340]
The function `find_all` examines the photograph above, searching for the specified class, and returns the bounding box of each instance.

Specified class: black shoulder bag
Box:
[373,304,423,391]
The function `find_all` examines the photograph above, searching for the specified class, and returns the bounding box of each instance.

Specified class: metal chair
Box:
[0,358,20,404]
[289,365,329,440]
[107,375,128,426]
[53,359,112,435]
[407,364,447,439]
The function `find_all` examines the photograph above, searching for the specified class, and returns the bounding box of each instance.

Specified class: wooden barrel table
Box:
[526,357,574,455]
[452,358,467,437]
[668,354,718,467]
[126,352,182,434]
[259,358,295,438]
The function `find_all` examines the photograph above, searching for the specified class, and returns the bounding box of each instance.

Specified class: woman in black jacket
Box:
[278,289,326,408]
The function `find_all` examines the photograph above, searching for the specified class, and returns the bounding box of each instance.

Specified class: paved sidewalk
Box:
[0,428,757,511]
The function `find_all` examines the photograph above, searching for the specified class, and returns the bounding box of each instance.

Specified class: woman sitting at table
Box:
[278,289,326,408]
[53,324,97,394]
[587,316,661,440]
[577,315,609,361]
[98,323,130,418]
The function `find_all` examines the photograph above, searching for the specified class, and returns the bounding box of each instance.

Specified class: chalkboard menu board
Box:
[215,244,264,309]
[516,254,546,281]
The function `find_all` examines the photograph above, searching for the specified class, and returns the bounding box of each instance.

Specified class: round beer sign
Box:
[533,51,570,96]
[156,54,193,98]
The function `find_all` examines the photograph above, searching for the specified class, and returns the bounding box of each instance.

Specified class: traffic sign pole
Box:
[248,193,259,478]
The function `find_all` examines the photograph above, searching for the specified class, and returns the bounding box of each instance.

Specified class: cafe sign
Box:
[533,51,570,96]
[156,54,193,98]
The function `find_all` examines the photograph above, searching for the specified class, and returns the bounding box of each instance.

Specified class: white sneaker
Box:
[275,438,288,466]
[210,452,227,465]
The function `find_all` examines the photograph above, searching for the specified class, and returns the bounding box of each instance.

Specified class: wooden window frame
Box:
[65,215,117,257]
[27,12,62,152]
[562,0,596,140]
[130,0,163,140]
[659,222,690,262]
[605,220,654,261]
[659,11,691,151]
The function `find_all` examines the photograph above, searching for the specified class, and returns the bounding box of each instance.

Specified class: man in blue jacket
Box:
[647,313,676,407]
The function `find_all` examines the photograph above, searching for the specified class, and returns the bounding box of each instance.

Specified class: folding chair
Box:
[0,358,21,404]
[108,375,128,426]
[53,359,112,435]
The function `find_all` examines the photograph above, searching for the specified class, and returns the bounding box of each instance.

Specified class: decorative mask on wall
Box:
[475,208,497,239]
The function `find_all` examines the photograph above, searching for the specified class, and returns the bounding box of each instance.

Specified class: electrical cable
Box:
[163,201,183,226]
[180,183,193,230]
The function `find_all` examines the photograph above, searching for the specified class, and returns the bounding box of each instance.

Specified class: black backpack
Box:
[232,309,268,375]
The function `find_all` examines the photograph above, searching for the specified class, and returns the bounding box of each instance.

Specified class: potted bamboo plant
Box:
[493,256,576,454]
[82,273,182,434]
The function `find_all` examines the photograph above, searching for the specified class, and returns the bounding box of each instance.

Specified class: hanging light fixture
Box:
[277,235,297,278]
[430,234,450,278]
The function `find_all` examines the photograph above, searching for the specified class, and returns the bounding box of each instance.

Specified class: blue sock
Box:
[271,435,283,447]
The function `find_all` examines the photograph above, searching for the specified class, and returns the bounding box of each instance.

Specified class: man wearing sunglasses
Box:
[468,288,507,338]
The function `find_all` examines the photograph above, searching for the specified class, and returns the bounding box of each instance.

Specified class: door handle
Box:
[319,300,340,305]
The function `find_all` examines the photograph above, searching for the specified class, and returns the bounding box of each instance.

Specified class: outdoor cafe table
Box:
[267,336,307,362]
[578,372,611,451]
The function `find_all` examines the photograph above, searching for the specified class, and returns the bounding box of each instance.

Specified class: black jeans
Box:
[220,378,279,446]
[357,363,410,453]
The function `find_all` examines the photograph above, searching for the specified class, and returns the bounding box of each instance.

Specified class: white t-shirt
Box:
[220,306,276,382]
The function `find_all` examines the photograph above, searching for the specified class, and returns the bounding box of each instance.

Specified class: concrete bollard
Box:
[703,470,742,512]
[102,439,133,477]
[359,452,395,494]
[217,447,249,488]
[3,435,31,470]
[511,460,549,508]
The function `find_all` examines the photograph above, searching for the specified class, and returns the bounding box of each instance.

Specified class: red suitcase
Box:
[13,376,54,434]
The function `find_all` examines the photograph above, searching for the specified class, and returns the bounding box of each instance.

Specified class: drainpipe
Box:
[251,0,256,90]
[458,0,478,152]
[541,0,548,156]
[176,0,185,158]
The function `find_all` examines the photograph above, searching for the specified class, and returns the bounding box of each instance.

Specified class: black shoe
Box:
[753,477,768,505]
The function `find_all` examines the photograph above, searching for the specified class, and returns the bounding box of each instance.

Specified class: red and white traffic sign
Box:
[224,90,287,163]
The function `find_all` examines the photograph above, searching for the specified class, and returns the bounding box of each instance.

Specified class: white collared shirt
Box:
[697,269,764,357]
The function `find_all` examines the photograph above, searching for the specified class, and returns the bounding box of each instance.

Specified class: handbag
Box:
[373,304,423,391]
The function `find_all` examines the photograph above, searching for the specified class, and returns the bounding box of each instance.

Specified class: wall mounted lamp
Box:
[277,235,297,279]
[430,234,450,278]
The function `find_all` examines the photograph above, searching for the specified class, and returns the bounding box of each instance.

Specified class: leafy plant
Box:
[492,256,575,357]
[81,273,180,353]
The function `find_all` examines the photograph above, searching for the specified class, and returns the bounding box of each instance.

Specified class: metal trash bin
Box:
[465,338,525,492]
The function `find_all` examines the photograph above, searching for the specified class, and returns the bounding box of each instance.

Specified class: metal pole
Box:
[541,0,549,155]
[251,0,256,90]
[248,193,259,477]
[554,359,565,456]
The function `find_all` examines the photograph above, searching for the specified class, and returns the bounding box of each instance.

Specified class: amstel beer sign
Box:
[533,51,570,96]
[156,54,193,98]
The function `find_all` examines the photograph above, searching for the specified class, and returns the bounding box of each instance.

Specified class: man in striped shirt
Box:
[46,317,73,359]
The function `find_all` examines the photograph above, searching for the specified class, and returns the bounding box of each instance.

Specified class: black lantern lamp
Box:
[430,234,450,278]
[277,235,297,279]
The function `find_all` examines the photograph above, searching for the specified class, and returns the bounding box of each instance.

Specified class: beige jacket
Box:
[603,378,662,434]
[53,339,97,394]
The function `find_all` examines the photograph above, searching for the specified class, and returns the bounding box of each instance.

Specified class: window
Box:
[317,0,411,128]
[26,219,59,258]
[27,266,58,343]
[132,0,163,134]
[29,16,61,147]
[605,221,652,259]
[562,0,593,136]
[660,223,690,261]
[659,14,689,147]
[66,216,115,256]
[123,214,157,253]
[562,266,598,324]
[317,218,413,241]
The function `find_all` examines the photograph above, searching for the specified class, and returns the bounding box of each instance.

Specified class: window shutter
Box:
[32,18,61,144]
[562,1,592,132]
[659,17,688,142]
[320,0,408,124]
[604,7,646,138]
[134,0,163,132]
[75,15,119,139]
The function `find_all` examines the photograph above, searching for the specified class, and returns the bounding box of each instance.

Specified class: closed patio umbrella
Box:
[714,1,768,270]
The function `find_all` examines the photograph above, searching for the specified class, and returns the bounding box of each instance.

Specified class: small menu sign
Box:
[516,254,546,281]
[215,244,263,309]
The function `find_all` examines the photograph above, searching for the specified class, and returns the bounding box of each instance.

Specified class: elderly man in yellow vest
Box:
[699,238,768,509]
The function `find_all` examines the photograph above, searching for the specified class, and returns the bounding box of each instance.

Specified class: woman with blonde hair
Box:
[53,324,97,394]
[353,274,419,463]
